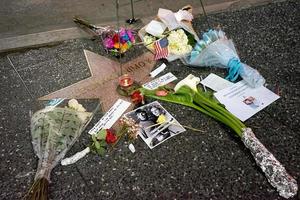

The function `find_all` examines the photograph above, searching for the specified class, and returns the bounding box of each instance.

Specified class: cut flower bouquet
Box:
[25,99,100,200]
[143,29,195,58]
[102,27,135,55]
[181,29,265,88]
[138,5,199,61]
[73,17,135,56]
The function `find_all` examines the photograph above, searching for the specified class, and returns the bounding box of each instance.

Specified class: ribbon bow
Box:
[226,58,242,81]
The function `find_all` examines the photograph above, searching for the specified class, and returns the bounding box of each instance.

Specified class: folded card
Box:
[145,20,166,37]
[201,73,233,92]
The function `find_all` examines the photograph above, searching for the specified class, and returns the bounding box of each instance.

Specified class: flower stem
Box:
[194,100,242,136]
[109,126,127,151]
[145,121,204,132]
[193,92,245,132]
[24,177,49,200]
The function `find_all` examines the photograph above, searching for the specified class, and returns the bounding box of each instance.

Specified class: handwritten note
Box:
[88,99,131,135]
[143,72,177,90]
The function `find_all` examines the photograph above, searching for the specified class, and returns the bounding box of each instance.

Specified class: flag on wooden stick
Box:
[154,38,169,60]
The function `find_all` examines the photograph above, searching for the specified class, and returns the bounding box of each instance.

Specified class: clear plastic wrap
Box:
[241,128,298,199]
[25,98,100,199]
[73,17,135,55]
[181,30,265,88]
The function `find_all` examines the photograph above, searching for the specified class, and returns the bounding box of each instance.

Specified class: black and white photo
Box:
[124,101,186,149]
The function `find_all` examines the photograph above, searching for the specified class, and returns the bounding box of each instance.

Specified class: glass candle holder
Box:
[118,74,134,88]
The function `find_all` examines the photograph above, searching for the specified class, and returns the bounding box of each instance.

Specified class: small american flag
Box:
[154,38,169,60]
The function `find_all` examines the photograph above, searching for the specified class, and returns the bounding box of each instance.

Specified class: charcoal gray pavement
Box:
[0,0,300,199]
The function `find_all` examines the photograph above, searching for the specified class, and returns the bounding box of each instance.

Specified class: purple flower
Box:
[119,28,129,44]
[119,28,127,37]
[126,29,135,43]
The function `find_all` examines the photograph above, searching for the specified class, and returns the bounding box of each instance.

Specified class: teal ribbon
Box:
[226,58,241,81]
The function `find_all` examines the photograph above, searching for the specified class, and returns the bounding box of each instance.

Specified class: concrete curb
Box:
[0,0,272,53]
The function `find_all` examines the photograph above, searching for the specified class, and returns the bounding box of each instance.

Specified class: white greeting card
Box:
[214,80,280,121]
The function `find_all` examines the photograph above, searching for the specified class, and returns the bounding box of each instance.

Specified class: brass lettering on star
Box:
[125,58,154,73]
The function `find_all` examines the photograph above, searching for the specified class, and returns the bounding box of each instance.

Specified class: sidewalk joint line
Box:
[7,55,35,99]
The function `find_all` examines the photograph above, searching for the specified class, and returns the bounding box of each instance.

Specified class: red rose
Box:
[130,90,144,104]
[105,129,117,144]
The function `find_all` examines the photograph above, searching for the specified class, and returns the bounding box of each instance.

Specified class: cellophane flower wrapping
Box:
[26,98,100,199]
[181,29,265,88]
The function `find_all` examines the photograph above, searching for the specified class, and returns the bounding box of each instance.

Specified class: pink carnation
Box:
[103,38,114,49]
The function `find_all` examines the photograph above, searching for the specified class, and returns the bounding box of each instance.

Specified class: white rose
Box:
[68,99,79,109]
[68,99,86,112]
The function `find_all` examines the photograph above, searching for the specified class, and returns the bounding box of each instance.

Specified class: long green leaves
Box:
[140,86,245,137]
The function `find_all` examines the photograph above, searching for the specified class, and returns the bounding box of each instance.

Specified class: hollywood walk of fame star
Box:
[39,50,156,112]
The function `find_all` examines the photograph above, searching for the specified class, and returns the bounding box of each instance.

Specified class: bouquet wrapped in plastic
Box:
[102,27,135,55]
[74,17,135,56]
[181,29,265,88]
[138,5,199,61]
[25,99,100,200]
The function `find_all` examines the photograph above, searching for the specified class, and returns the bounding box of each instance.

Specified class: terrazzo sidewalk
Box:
[0,0,299,199]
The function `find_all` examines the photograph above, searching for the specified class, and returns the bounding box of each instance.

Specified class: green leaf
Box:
[187,32,196,47]
[183,29,196,47]
[96,147,105,156]
[95,141,101,149]
[89,146,96,154]
[92,135,97,143]
[99,140,107,147]
[199,89,218,103]
[116,85,129,96]
[96,129,107,140]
